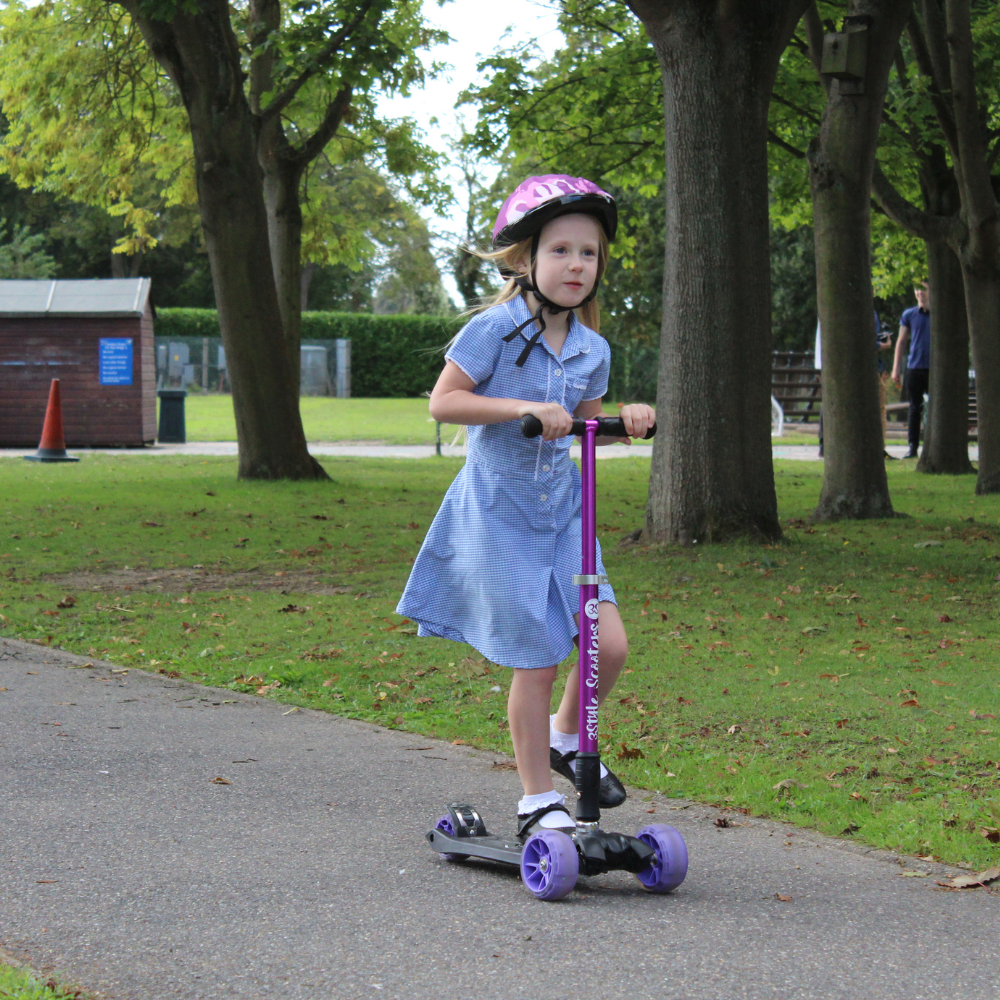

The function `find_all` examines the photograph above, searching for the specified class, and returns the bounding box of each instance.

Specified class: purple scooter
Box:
[426,415,688,900]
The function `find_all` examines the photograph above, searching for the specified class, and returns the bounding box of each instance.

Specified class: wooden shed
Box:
[0,278,155,447]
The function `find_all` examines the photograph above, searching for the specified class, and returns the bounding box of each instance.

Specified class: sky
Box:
[376,0,565,299]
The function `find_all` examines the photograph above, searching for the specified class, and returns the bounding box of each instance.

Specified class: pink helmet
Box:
[492,174,617,248]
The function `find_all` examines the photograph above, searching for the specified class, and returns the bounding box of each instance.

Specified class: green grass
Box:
[2,454,1000,868]
[177,395,449,444]
[0,963,83,999]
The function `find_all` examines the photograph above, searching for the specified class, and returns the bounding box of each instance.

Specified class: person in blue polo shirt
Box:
[892,283,930,459]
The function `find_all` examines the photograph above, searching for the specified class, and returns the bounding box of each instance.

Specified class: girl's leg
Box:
[552,601,628,736]
[508,665,559,795]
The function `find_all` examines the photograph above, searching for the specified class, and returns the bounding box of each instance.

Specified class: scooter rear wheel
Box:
[520,829,578,900]
[433,814,467,863]
[634,824,688,893]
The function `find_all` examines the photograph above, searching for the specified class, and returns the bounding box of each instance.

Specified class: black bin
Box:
[157,389,187,443]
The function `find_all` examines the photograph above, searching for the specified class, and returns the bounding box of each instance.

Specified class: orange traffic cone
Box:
[24,379,79,463]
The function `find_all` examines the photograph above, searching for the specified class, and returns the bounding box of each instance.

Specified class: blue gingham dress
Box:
[396,296,616,669]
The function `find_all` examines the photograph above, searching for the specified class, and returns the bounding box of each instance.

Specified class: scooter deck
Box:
[426,828,522,866]
[427,803,656,877]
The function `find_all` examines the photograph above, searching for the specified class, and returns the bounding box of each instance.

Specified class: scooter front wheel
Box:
[520,829,578,900]
[433,814,467,863]
[634,824,688,893]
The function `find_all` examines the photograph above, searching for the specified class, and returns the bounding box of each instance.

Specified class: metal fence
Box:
[155,338,351,396]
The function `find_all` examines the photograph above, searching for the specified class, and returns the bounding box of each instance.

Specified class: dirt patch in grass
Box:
[39,567,355,596]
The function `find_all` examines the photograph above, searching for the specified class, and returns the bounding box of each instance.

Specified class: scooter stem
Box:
[575,419,601,824]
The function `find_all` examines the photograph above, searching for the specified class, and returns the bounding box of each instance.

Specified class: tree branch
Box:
[771,91,822,126]
[260,0,376,124]
[906,8,959,157]
[944,0,997,227]
[919,0,952,94]
[295,81,354,166]
[803,2,826,80]
[871,161,960,243]
[768,129,807,158]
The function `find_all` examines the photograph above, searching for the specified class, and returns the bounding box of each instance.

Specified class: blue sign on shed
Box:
[99,338,133,385]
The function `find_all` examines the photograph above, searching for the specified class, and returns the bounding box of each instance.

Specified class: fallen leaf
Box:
[141,521,164,528]
[210,776,231,785]
[930,679,953,686]
[773,779,806,791]
[900,699,920,708]
[714,816,731,828]
[937,614,953,623]
[836,718,849,728]
[981,827,1000,844]
[913,540,943,548]
[936,866,1000,889]
[774,894,792,902]
[451,739,467,745]
[56,595,76,609]
[727,724,741,734]
[617,744,645,761]
[277,604,310,613]
[900,870,930,878]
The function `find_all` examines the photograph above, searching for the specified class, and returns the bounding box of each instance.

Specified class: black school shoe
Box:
[516,802,575,842]
[549,748,627,808]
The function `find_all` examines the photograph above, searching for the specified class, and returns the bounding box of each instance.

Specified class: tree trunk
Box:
[918,237,973,474]
[626,0,809,544]
[962,267,1000,492]
[809,0,910,521]
[125,0,327,480]
[262,157,306,393]
[943,0,1000,493]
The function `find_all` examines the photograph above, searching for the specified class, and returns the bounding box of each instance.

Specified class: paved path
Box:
[1,441,980,461]
[2,638,998,1000]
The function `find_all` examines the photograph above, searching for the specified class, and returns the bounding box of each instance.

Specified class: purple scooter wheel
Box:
[520,829,579,900]
[634,824,688,893]
[432,814,467,863]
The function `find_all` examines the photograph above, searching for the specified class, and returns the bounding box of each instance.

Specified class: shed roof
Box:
[0,278,151,318]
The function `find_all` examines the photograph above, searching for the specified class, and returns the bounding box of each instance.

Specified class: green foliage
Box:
[2,456,1000,866]
[156,308,461,396]
[0,0,448,274]
[0,217,56,277]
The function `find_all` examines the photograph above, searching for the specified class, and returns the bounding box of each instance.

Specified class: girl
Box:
[397,175,655,840]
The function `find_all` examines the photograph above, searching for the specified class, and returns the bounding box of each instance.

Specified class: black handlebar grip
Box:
[520,414,657,440]
[520,414,544,438]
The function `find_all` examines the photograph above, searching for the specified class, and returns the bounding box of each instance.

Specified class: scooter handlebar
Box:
[520,414,656,440]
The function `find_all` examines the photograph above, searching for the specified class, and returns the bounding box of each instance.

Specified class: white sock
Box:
[517,790,574,829]
[550,714,608,778]
[550,714,579,754]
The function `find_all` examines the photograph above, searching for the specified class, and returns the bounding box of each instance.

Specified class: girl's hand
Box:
[618,403,656,442]
[520,401,574,441]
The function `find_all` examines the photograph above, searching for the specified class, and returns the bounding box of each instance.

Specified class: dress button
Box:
[539,494,548,502]
[542,464,550,472]
[554,369,562,376]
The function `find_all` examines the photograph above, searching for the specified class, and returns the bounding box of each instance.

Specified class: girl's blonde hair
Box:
[466,217,610,333]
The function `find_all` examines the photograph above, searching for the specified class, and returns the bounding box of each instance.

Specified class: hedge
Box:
[154,307,656,401]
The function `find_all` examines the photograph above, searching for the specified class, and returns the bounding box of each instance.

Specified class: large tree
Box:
[620,0,815,543]
[803,0,911,521]
[871,0,1000,490]
[0,0,443,479]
